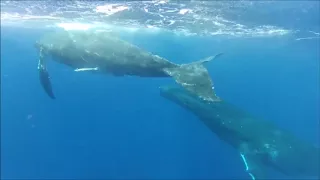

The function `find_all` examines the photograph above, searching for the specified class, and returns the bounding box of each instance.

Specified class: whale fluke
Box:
[164,53,223,102]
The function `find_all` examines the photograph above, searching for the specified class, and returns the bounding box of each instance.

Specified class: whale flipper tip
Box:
[39,67,55,99]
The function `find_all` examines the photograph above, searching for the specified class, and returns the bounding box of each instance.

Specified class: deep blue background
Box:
[1,24,319,179]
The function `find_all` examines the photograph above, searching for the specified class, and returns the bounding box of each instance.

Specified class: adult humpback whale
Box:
[160,86,319,180]
[35,29,223,101]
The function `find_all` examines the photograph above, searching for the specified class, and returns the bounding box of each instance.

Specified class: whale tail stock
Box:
[163,53,224,102]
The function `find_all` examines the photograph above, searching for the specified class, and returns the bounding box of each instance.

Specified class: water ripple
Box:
[1,1,318,37]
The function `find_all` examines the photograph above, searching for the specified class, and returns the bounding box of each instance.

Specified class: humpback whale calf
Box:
[35,29,223,101]
[160,86,319,180]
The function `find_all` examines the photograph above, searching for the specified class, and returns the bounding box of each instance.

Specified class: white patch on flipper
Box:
[240,153,256,180]
[74,67,99,72]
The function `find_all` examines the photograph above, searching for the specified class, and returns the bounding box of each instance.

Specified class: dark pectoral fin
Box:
[39,67,55,99]
[38,47,55,99]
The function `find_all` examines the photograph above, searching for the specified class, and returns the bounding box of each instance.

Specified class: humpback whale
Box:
[35,29,223,101]
[160,86,319,179]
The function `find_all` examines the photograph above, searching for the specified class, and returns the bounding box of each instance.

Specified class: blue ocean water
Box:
[1,1,319,179]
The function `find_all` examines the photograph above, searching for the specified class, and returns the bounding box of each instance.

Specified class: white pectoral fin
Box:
[238,143,267,180]
[239,152,267,180]
[74,67,99,72]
